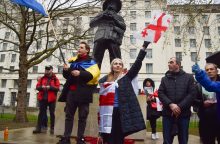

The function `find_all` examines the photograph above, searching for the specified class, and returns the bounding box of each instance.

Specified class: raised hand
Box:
[192,64,201,74]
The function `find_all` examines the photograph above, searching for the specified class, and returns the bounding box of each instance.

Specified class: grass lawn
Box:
[0,113,37,131]
[146,120,199,136]
[0,113,199,136]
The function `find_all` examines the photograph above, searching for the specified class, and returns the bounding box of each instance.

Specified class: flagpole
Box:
[42,2,66,64]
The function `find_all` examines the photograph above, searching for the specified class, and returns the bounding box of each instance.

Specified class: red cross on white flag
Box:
[135,12,172,43]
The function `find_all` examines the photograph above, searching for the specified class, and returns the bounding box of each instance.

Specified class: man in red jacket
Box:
[33,65,60,134]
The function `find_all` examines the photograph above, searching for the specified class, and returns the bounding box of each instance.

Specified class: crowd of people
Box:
[31,40,220,144]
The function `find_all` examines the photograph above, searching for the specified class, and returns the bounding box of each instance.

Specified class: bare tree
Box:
[0,0,101,122]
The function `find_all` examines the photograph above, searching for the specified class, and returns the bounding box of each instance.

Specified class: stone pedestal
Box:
[54,94,146,141]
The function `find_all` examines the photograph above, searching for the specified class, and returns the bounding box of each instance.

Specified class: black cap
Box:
[45,65,53,70]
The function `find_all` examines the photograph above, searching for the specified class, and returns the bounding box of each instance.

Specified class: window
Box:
[129,49,137,59]
[62,29,68,34]
[0,66,3,73]
[191,52,197,62]
[145,0,150,6]
[0,54,5,62]
[72,52,77,57]
[146,63,153,73]
[175,39,181,47]
[11,92,16,106]
[188,26,195,35]
[77,17,82,25]
[173,15,179,22]
[174,26,180,35]
[145,11,151,18]
[206,52,212,58]
[63,18,69,26]
[203,26,209,35]
[14,79,18,88]
[146,49,152,58]
[3,43,7,50]
[130,23,137,31]
[0,92,4,105]
[145,22,149,27]
[48,41,54,48]
[130,0,136,5]
[58,66,63,73]
[11,54,16,62]
[32,66,38,73]
[59,53,65,63]
[202,15,208,23]
[218,27,220,35]
[130,35,136,44]
[46,56,52,62]
[205,39,211,48]
[4,32,10,39]
[36,40,42,49]
[1,79,7,88]
[130,11,136,19]
[52,18,57,26]
[14,44,18,50]
[9,66,14,72]
[190,39,196,48]
[175,52,182,61]
[217,14,220,23]
[27,80,32,88]
[26,93,30,107]
[38,30,44,38]
[74,40,80,47]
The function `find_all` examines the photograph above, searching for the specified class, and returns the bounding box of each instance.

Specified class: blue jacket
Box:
[195,70,220,119]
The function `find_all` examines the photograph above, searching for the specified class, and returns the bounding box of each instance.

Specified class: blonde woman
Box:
[98,41,150,144]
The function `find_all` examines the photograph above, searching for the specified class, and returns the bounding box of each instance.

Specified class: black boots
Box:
[77,137,86,144]
[57,136,71,144]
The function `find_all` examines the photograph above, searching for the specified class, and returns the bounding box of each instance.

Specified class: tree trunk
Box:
[14,48,28,122]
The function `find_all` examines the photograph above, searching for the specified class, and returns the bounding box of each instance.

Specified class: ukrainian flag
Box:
[68,56,100,85]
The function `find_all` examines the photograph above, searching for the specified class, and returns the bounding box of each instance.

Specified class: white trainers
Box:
[151,133,156,140]
[155,133,159,139]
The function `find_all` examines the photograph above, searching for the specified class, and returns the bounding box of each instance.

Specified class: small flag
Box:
[134,12,172,43]
[11,0,47,16]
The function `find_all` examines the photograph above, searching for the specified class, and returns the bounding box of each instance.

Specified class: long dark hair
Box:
[143,78,155,91]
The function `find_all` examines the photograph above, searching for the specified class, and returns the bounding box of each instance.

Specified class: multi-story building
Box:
[0,1,220,107]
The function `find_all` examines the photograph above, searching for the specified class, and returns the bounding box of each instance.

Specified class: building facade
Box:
[0,1,220,107]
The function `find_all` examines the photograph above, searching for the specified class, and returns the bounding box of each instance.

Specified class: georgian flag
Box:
[98,82,115,133]
[135,12,172,43]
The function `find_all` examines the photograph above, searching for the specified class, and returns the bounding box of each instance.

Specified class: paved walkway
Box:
[0,127,201,144]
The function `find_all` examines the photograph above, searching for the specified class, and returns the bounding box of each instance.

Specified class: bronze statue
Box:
[90,0,126,68]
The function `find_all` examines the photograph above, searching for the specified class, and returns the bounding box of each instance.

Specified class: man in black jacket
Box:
[58,42,100,144]
[158,57,196,144]
[194,63,220,144]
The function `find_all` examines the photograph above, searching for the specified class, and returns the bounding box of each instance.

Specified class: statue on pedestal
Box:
[90,0,126,68]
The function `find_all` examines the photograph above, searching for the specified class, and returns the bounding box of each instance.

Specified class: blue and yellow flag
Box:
[68,56,100,85]
[11,0,47,16]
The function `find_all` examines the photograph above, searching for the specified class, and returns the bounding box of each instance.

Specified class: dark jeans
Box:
[64,92,89,138]
[93,40,121,68]
[199,109,220,144]
[162,116,190,144]
[102,108,124,144]
[149,117,157,133]
[37,100,55,130]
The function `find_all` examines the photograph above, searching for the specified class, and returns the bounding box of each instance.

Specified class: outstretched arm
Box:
[127,41,150,79]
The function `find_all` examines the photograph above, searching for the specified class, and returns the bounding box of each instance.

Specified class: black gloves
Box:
[143,41,150,49]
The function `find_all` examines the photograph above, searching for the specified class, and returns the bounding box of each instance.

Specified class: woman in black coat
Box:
[143,78,161,140]
[98,41,150,144]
